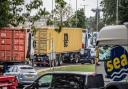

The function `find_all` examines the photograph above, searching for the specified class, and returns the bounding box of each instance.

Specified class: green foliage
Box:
[76,9,86,28]
[64,9,86,28]
[55,0,67,8]
[101,0,128,24]
[47,19,54,25]
[31,26,37,36]
[55,25,62,33]
[54,0,70,32]
[26,0,42,11]
[0,0,25,27]
[0,0,45,27]
[54,64,95,72]
[38,64,95,75]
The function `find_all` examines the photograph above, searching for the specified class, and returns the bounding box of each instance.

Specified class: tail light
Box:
[82,43,84,48]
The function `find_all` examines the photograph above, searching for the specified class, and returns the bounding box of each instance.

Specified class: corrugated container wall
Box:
[0,28,27,62]
[34,27,82,55]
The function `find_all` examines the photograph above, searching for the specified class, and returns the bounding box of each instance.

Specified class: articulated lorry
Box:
[33,27,82,66]
[96,24,128,89]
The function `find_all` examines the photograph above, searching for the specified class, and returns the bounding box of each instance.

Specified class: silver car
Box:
[4,65,37,86]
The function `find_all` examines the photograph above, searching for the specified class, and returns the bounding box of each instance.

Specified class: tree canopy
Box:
[0,0,46,27]
[101,0,128,25]
[64,8,86,29]
[53,0,72,32]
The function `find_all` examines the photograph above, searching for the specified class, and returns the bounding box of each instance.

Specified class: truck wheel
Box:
[81,61,85,64]
[90,59,94,64]
[59,59,63,66]
[75,57,79,63]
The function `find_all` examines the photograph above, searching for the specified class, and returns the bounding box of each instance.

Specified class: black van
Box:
[24,71,104,89]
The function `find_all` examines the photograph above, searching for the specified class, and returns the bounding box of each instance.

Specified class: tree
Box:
[53,0,72,32]
[0,0,46,27]
[64,8,86,28]
[76,9,87,28]
[101,0,128,25]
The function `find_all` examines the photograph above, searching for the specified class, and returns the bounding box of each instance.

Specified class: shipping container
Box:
[34,27,82,54]
[34,27,82,66]
[0,28,27,62]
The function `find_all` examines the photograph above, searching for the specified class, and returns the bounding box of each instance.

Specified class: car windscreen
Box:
[20,67,36,73]
[51,74,85,89]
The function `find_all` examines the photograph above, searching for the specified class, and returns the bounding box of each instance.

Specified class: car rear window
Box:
[20,67,33,69]
[51,74,85,89]
[20,66,36,73]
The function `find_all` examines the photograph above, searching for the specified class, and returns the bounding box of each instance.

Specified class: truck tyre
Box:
[81,61,85,64]
[75,57,79,63]
[90,59,95,64]
[105,82,128,89]
[57,58,63,66]
[74,54,80,63]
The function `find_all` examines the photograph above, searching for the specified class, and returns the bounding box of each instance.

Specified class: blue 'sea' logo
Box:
[105,45,128,81]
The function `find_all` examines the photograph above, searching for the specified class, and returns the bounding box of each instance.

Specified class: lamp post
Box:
[82,0,87,29]
[116,0,119,24]
[76,0,77,27]
[52,0,54,27]
[96,0,99,32]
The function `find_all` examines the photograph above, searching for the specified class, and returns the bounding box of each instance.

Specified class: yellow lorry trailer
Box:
[33,27,82,66]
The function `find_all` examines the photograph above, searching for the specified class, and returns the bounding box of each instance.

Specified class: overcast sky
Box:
[42,0,102,18]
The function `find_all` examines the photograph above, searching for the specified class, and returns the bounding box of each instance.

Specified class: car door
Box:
[27,74,53,89]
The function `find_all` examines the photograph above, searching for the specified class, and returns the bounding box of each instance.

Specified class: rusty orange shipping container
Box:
[0,28,28,62]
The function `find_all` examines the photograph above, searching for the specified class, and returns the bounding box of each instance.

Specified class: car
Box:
[80,48,95,64]
[4,64,38,86]
[23,71,104,89]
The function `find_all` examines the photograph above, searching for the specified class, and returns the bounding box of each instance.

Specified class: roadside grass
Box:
[54,64,95,72]
[38,64,95,76]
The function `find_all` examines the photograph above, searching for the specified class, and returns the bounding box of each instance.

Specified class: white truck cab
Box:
[96,24,128,89]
